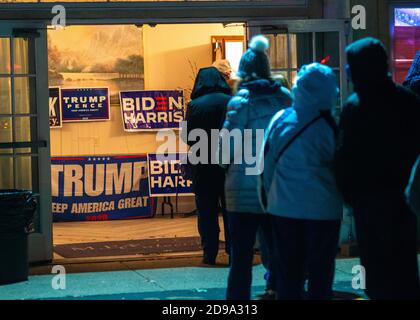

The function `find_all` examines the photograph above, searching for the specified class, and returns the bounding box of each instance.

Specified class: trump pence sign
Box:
[61,87,110,122]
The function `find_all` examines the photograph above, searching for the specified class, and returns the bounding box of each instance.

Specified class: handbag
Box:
[405,155,420,217]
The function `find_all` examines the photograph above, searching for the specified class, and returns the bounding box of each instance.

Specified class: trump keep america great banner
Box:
[51,155,155,222]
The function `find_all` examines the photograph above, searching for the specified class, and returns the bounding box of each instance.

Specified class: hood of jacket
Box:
[239,79,281,95]
[346,37,392,96]
[404,50,420,94]
[238,79,292,110]
[292,63,339,115]
[190,67,231,100]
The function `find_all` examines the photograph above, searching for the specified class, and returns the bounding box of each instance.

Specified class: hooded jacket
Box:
[404,50,420,97]
[336,38,420,207]
[258,63,343,220]
[218,79,292,214]
[184,67,232,192]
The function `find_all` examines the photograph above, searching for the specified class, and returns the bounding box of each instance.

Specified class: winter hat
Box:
[212,59,232,79]
[237,35,271,81]
[346,37,389,89]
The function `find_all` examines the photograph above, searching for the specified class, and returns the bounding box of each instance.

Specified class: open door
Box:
[0,23,52,263]
[248,19,351,106]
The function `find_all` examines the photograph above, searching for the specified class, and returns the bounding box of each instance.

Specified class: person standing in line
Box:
[185,66,232,265]
[259,63,343,300]
[212,59,233,82]
[403,50,420,97]
[256,72,293,300]
[218,35,292,300]
[335,38,420,299]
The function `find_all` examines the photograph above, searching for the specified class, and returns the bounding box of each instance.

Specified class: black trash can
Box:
[0,190,36,285]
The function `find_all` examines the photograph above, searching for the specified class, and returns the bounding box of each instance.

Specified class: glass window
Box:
[14,116,34,142]
[15,156,38,190]
[0,38,11,74]
[0,77,11,114]
[14,38,35,75]
[0,116,12,154]
[14,76,36,114]
[393,8,420,84]
[0,156,13,189]
[315,32,340,68]
[267,34,289,70]
[294,33,313,69]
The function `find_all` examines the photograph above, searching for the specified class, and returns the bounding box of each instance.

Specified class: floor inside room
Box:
[52,212,227,262]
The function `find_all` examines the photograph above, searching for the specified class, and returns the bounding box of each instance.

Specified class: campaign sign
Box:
[61,88,110,122]
[49,87,62,128]
[120,90,185,131]
[51,155,154,222]
[147,153,194,197]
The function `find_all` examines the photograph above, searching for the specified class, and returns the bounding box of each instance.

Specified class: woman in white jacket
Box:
[259,63,343,300]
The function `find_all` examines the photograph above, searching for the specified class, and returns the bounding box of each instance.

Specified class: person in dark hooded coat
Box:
[403,50,420,97]
[184,67,232,265]
[335,38,420,299]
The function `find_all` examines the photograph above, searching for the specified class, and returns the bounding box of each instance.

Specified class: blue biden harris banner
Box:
[61,87,110,122]
[120,90,185,131]
[147,153,194,197]
[51,155,155,222]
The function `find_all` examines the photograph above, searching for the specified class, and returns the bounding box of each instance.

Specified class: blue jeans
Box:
[272,216,341,300]
[226,212,273,300]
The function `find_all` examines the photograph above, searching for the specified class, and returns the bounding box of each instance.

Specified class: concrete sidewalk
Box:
[0,257,372,300]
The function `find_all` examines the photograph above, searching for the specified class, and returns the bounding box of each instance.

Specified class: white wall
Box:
[143,23,244,98]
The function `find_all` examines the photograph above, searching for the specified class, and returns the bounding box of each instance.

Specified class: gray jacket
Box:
[218,79,292,213]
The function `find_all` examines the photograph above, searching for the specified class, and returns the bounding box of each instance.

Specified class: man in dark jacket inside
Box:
[404,50,420,97]
[336,38,420,299]
[185,67,232,265]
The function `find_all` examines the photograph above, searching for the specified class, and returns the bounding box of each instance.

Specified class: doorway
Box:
[1,18,350,264]
[48,23,245,262]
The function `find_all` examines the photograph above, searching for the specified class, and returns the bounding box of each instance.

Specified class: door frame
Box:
[247,19,351,106]
[0,21,52,263]
[1,17,351,264]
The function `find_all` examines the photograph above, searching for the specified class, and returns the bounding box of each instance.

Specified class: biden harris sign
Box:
[61,87,110,122]
[147,153,194,197]
[120,90,185,131]
[51,155,155,222]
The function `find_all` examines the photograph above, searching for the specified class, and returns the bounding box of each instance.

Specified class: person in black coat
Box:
[185,67,232,265]
[335,38,420,299]
[404,50,420,97]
